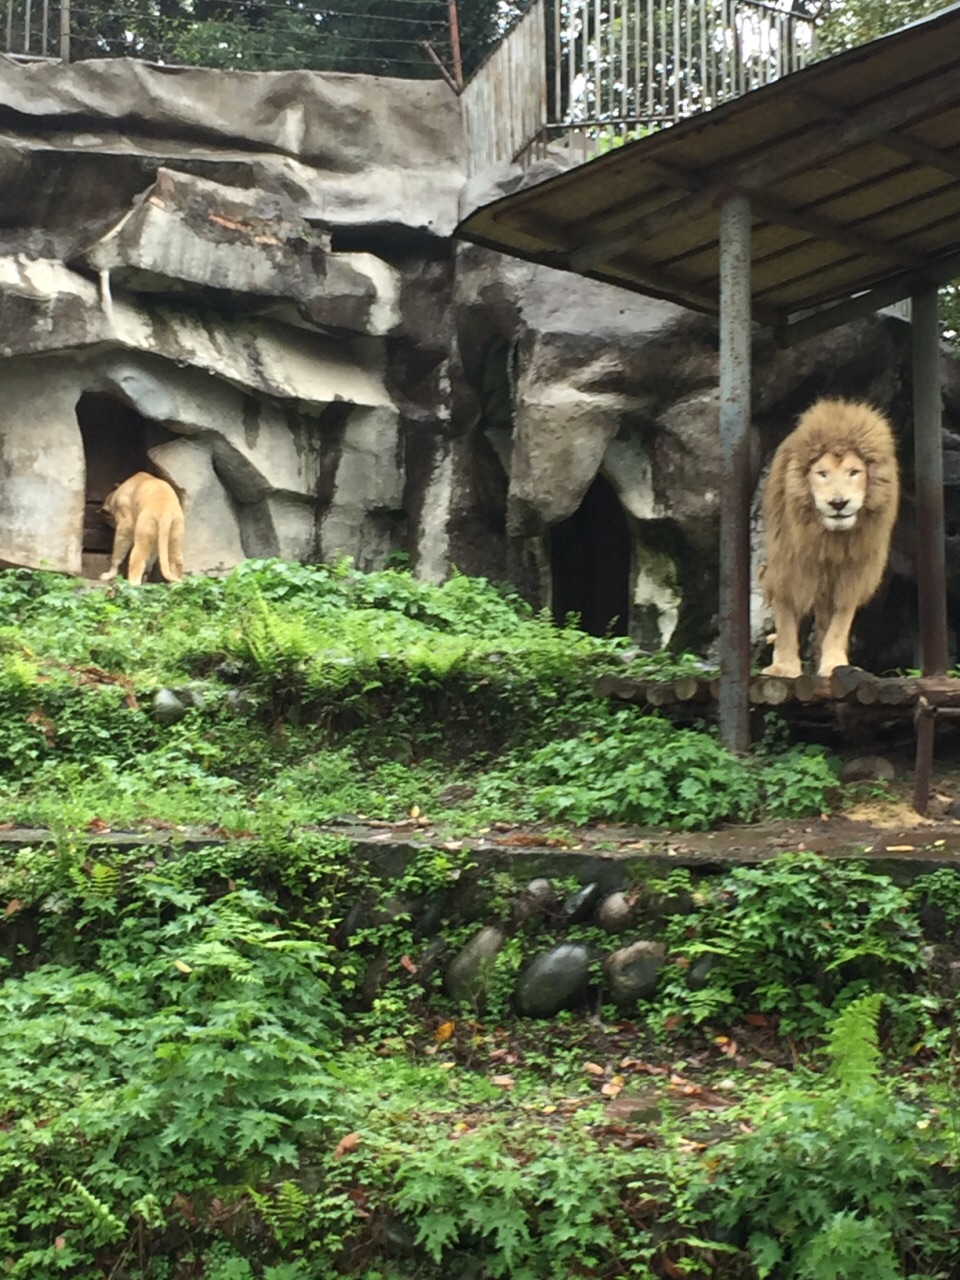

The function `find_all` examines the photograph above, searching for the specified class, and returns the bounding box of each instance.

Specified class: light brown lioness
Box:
[761,399,899,678]
[100,472,185,585]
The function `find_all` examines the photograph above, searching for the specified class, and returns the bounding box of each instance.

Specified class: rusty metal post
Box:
[717,192,753,753]
[913,698,935,815]
[913,287,947,675]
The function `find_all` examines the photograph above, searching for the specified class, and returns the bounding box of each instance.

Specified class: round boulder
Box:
[445,926,505,1004]
[604,940,666,1007]
[514,943,592,1018]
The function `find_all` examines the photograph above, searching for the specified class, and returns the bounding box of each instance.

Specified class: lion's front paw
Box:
[762,661,802,678]
[99,569,117,582]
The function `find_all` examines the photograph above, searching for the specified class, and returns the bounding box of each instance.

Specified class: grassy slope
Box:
[0,564,957,1279]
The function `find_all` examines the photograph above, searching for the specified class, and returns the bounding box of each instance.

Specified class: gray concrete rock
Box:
[596,891,635,933]
[445,926,505,1004]
[562,882,601,924]
[154,688,188,725]
[840,756,896,784]
[514,943,591,1018]
[511,877,556,927]
[0,59,465,243]
[78,169,402,338]
[604,941,666,1006]
[319,405,405,570]
[148,437,245,575]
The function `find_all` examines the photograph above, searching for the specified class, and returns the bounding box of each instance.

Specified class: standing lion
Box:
[761,399,900,678]
[100,472,185,586]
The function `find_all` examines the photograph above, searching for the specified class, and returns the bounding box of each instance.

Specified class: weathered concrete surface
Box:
[0,362,86,573]
[0,59,465,238]
[78,169,402,337]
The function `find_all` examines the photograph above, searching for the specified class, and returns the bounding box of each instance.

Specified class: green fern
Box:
[61,1176,125,1244]
[825,993,884,1093]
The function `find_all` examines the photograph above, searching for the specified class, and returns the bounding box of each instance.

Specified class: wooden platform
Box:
[595,667,960,714]
[596,666,960,816]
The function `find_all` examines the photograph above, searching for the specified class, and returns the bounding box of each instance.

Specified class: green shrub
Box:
[703,995,959,1278]
[658,855,924,1036]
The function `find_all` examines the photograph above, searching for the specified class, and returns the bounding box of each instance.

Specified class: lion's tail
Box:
[158,509,185,582]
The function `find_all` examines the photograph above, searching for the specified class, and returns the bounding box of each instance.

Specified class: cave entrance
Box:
[550,474,630,637]
[76,392,177,580]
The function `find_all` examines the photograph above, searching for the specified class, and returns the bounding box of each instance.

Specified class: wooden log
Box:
[673,676,705,702]
[646,681,678,707]
[794,674,833,702]
[595,674,646,702]
[855,678,881,705]
[829,666,865,700]
[875,676,960,708]
[757,675,793,705]
[876,679,919,707]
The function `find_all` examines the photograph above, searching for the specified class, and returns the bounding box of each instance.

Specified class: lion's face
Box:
[807,450,868,531]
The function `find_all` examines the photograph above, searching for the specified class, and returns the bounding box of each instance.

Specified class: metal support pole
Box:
[913,287,947,676]
[912,288,946,814]
[59,0,69,61]
[718,192,753,753]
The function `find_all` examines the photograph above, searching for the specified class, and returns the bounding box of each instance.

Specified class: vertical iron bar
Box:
[718,192,753,753]
[41,0,47,54]
[594,0,601,127]
[672,0,679,118]
[23,0,30,52]
[554,0,561,127]
[620,0,627,126]
[700,0,707,107]
[914,286,948,676]
[650,0,660,119]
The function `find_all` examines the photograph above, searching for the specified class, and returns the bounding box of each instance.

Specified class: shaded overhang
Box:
[456,2,960,346]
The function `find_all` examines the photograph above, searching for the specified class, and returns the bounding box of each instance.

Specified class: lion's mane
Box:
[761,398,900,620]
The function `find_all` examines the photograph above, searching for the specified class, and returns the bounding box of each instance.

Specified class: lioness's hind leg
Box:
[100,522,134,582]
[762,602,803,678]
[127,531,153,586]
[167,516,184,582]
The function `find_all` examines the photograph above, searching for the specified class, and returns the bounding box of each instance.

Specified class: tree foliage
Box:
[64,0,524,78]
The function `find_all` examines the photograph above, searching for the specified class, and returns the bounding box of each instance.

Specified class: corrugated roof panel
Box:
[456,4,960,329]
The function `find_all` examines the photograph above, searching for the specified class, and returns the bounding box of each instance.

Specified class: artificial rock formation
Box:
[0,57,958,666]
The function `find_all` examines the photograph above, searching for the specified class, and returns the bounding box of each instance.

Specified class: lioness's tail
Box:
[158,510,185,582]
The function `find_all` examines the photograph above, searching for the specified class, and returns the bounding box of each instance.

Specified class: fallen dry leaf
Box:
[4,899,22,917]
[583,1062,606,1076]
[491,1075,515,1089]
[434,1020,455,1043]
[399,954,419,975]
[333,1132,360,1159]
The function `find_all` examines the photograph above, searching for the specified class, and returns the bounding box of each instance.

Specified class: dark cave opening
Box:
[550,474,630,637]
[76,392,177,580]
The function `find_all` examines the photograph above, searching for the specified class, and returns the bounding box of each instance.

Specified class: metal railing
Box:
[1,0,815,178]
[4,0,67,58]
[465,0,816,173]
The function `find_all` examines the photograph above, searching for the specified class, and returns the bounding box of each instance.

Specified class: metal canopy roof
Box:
[456,3,960,342]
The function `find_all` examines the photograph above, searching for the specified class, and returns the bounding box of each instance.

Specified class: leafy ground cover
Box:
[0,561,838,836]
[1,563,959,1278]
